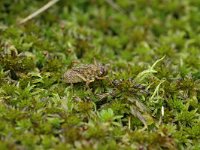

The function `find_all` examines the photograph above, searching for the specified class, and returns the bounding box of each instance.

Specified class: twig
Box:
[19,0,60,25]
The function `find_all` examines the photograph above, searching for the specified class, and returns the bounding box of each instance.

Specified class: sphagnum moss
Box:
[0,0,200,149]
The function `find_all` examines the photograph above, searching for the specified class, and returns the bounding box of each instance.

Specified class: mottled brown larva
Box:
[63,62,108,86]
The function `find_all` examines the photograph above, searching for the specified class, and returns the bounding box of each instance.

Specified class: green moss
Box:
[0,0,200,149]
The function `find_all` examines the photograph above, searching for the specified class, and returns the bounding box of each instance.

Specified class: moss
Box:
[0,0,200,149]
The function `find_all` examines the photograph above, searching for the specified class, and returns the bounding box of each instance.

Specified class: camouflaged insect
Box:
[63,62,108,86]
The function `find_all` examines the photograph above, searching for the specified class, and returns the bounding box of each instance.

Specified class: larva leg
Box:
[96,76,106,80]
[76,73,87,82]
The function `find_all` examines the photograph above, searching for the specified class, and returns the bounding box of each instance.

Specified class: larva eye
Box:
[99,66,107,76]
[100,68,104,75]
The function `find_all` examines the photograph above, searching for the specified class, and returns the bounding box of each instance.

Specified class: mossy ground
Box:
[0,0,200,149]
